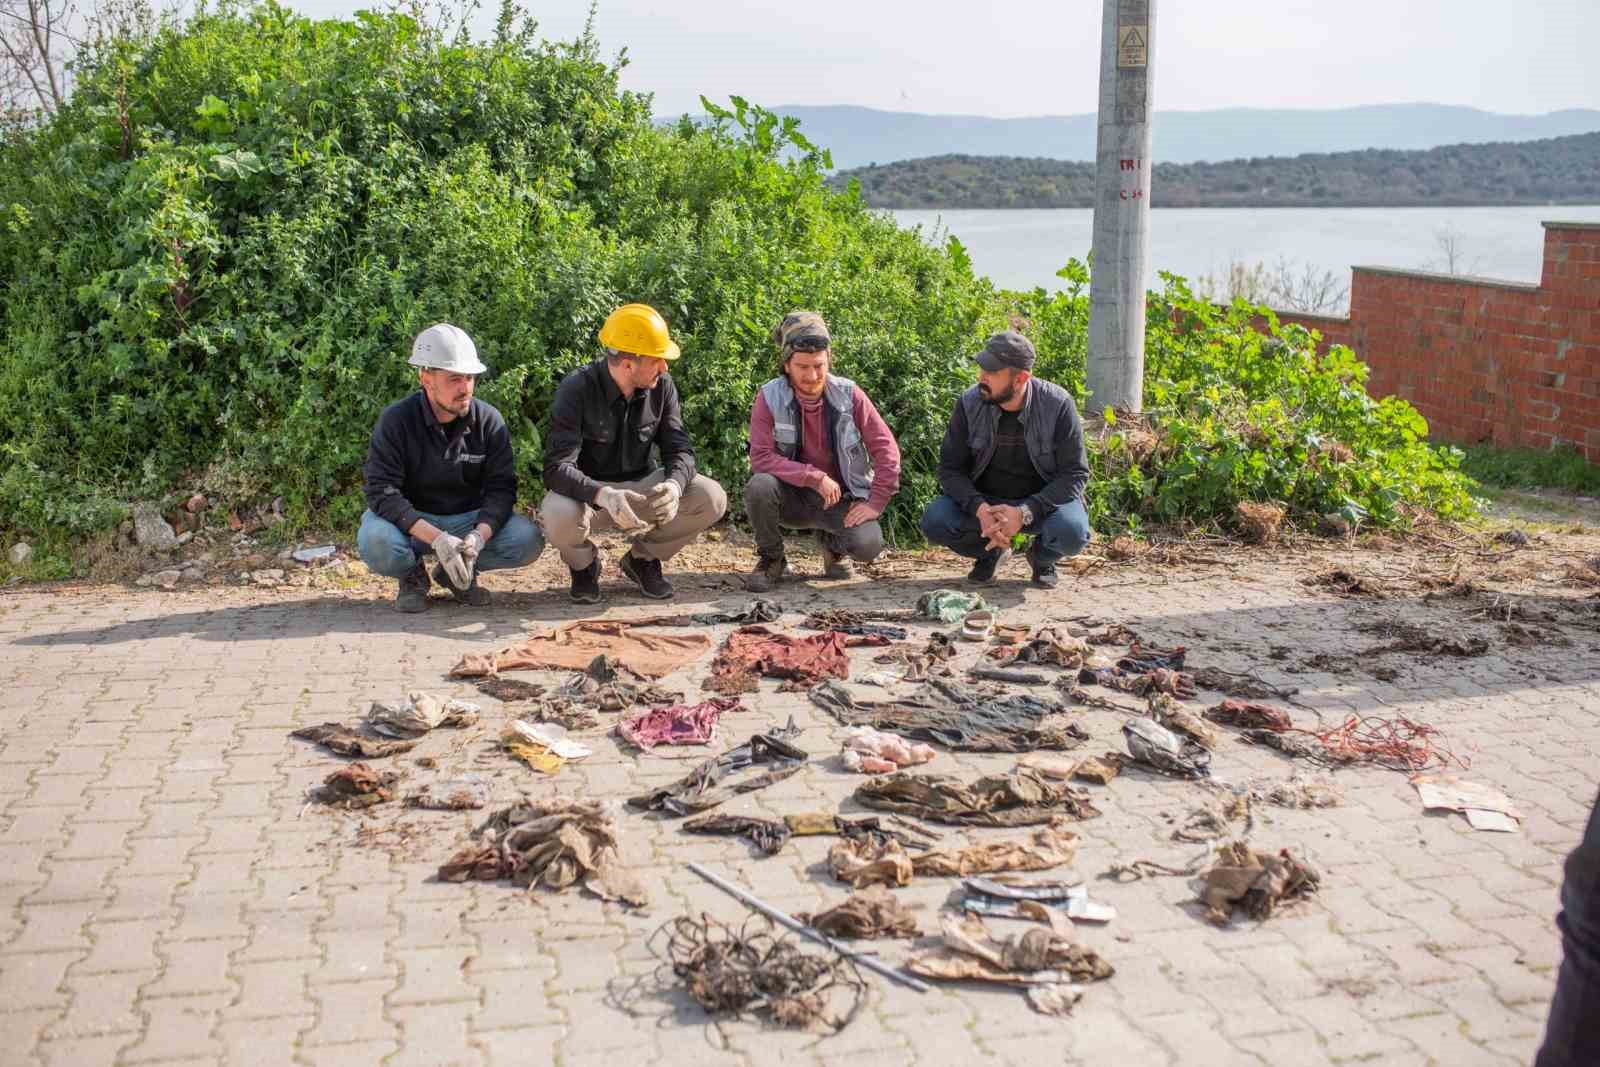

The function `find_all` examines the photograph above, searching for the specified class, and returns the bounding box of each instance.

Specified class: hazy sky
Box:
[293,0,1597,118]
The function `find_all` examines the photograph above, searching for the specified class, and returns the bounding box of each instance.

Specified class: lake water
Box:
[889,205,1600,305]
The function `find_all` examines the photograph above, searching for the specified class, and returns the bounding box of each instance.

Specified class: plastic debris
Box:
[796,887,919,940]
[961,876,1117,925]
[840,725,937,774]
[1122,718,1212,779]
[1413,775,1522,832]
[916,589,989,624]
[291,544,337,563]
[1147,692,1219,749]
[438,797,647,906]
[500,721,593,773]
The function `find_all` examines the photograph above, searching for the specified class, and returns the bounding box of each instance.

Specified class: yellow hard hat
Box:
[598,303,681,361]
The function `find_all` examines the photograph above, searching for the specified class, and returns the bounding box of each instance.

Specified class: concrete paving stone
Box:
[298,1038,401,1066]
[0,949,80,1010]
[7,901,100,953]
[0,1009,61,1067]
[146,936,245,999]
[0,807,74,846]
[38,1034,137,1067]
[469,969,566,1031]
[1380,1010,1523,1065]
[101,875,180,922]
[304,978,400,1046]
[49,967,152,1038]
[76,917,168,974]
[309,927,399,986]
[389,946,479,1006]
[216,1013,313,1067]
[120,992,230,1064]
[237,908,321,962]
[226,956,317,1019]
[389,1000,484,1067]
[470,1026,564,1066]
[122,834,205,877]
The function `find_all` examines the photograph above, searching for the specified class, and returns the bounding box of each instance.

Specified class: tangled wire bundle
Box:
[1302,715,1470,772]
[656,914,865,1033]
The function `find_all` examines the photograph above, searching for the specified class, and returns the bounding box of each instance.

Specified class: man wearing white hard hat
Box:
[357,323,544,612]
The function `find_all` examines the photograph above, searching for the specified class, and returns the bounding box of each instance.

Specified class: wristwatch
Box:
[1018,504,1035,526]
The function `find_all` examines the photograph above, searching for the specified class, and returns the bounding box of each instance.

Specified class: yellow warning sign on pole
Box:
[1118,24,1147,67]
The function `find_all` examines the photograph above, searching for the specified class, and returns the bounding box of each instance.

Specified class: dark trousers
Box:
[1538,789,1600,1067]
[918,493,1091,567]
[743,473,885,562]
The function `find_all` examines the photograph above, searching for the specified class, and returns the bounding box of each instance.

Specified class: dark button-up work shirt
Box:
[541,358,696,504]
[362,392,517,535]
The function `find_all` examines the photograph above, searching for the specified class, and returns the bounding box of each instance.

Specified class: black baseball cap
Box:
[973,330,1037,372]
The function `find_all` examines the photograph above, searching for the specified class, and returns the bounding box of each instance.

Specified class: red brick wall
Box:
[1268,222,1600,462]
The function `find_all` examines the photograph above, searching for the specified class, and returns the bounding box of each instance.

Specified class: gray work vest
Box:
[759,374,875,500]
[958,378,1071,484]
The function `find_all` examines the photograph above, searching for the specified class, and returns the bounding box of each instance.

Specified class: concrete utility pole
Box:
[1086,0,1154,415]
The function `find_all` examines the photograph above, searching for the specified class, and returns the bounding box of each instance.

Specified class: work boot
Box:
[745,553,788,593]
[432,563,491,606]
[966,547,1012,586]
[1027,544,1060,590]
[620,550,674,600]
[568,557,602,605]
[395,561,430,613]
[817,532,853,581]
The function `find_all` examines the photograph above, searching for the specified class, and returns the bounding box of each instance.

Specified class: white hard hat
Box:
[409,323,486,374]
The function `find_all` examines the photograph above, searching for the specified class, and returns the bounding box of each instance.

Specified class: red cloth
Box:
[748,388,901,514]
[707,625,890,691]
[617,698,743,750]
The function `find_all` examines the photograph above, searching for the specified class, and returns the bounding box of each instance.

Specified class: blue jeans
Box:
[1538,790,1600,1067]
[918,494,1091,567]
[356,510,545,579]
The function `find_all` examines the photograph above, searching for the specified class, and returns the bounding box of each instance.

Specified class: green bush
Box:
[0,1,1476,555]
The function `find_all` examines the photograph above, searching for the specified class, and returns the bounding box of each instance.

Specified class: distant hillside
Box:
[831,132,1600,210]
[761,103,1600,170]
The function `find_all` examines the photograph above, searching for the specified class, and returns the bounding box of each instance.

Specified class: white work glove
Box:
[459,530,485,578]
[594,486,652,531]
[647,480,682,525]
[433,532,473,588]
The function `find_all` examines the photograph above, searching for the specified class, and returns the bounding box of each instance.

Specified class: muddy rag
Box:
[449,620,711,680]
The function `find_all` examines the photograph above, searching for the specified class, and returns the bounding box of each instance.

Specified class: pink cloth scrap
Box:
[617,698,744,751]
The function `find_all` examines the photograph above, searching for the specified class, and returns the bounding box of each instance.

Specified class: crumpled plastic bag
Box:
[366,692,480,738]
[841,725,937,774]
[437,797,647,907]
[1197,840,1320,925]
[1123,718,1211,779]
[854,767,1101,827]
[796,886,919,939]
[916,589,988,624]
[912,823,1079,877]
[501,720,594,773]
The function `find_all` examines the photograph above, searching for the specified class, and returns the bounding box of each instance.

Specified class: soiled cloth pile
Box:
[1197,840,1321,925]
[810,678,1088,753]
[682,813,792,855]
[436,797,647,907]
[627,719,808,816]
[405,776,490,810]
[840,725,937,774]
[907,912,1113,1015]
[313,763,399,808]
[705,626,888,694]
[873,631,958,682]
[1079,665,1196,698]
[988,627,1091,669]
[291,723,418,759]
[365,692,480,738]
[634,599,783,627]
[917,589,988,623]
[1147,692,1219,749]
[796,887,920,939]
[1205,698,1294,731]
[854,768,1101,827]
[616,698,744,751]
[449,620,711,680]
[913,823,1079,877]
[802,610,911,640]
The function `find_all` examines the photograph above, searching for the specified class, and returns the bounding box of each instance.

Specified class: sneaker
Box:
[1027,543,1060,589]
[620,551,674,600]
[966,547,1012,586]
[817,533,853,581]
[432,563,491,606]
[395,562,430,613]
[568,557,602,604]
[745,554,788,593]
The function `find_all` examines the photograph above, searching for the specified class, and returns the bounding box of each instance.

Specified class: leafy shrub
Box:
[0,1,1476,555]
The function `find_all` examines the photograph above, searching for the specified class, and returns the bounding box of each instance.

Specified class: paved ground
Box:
[2,527,1598,1066]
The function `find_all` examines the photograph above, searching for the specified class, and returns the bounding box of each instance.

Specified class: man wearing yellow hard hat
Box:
[539,303,728,602]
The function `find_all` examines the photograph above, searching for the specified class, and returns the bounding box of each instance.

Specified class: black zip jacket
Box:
[363,392,517,535]
[542,358,696,503]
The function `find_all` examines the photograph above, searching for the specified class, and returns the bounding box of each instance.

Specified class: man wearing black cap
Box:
[919,330,1091,587]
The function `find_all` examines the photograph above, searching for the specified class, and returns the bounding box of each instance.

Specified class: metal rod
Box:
[687,862,930,994]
